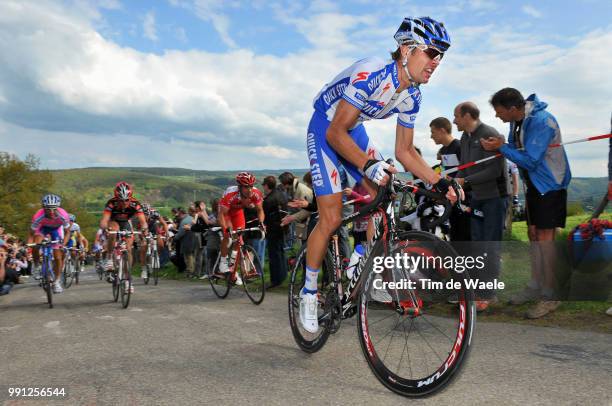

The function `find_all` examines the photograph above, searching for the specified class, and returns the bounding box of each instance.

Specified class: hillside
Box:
[51,167,309,212]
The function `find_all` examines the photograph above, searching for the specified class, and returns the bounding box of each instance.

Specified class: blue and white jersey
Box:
[313,57,422,129]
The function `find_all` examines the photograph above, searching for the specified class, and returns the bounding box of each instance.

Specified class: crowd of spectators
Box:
[0,224,33,295]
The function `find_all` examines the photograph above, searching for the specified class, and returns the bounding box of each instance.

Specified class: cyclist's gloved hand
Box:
[363,159,391,185]
[512,195,519,206]
[432,178,451,194]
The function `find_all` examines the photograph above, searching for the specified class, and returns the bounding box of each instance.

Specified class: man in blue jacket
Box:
[482,88,571,319]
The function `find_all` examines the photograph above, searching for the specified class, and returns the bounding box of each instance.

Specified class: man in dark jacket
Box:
[262,176,288,287]
[454,101,508,311]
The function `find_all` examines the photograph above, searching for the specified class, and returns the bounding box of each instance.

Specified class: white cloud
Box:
[143,11,158,41]
[0,1,610,178]
[522,5,543,18]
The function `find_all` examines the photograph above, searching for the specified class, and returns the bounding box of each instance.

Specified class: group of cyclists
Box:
[26,169,267,295]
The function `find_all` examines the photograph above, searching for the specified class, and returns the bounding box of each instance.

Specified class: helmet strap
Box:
[400,51,417,88]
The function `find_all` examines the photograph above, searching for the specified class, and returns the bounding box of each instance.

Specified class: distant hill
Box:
[51,166,608,212]
[51,167,309,213]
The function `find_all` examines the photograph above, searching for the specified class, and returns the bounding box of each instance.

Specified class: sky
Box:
[0,0,610,177]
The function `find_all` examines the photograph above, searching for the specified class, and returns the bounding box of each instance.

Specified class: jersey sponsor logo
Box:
[367,71,386,91]
[330,169,338,186]
[307,132,324,187]
[322,82,348,106]
[377,101,385,107]
[367,148,377,159]
[351,71,369,84]
[354,92,366,102]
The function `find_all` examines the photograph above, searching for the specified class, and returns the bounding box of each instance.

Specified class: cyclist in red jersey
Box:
[99,182,149,281]
[217,172,265,282]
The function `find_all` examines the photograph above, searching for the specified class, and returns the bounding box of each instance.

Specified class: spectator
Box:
[454,101,508,311]
[173,208,193,274]
[244,206,266,266]
[279,172,313,244]
[0,239,19,295]
[191,200,217,277]
[183,206,199,278]
[483,87,571,319]
[430,116,471,243]
[202,199,221,279]
[262,176,289,287]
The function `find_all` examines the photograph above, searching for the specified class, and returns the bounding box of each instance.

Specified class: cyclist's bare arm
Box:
[80,234,89,250]
[218,206,229,230]
[256,203,265,224]
[159,217,169,234]
[99,211,111,230]
[395,125,440,184]
[62,225,70,247]
[135,213,148,233]
[326,100,371,171]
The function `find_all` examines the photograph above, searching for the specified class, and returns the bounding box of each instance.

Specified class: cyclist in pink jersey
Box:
[27,194,71,293]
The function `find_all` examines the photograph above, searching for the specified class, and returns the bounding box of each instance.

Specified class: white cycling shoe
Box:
[234,274,243,286]
[53,281,63,294]
[218,259,230,274]
[299,291,319,333]
[141,270,148,279]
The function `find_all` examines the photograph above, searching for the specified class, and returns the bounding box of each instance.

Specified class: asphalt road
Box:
[1,269,611,406]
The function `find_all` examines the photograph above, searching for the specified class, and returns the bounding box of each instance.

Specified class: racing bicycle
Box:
[27,238,59,308]
[108,230,140,308]
[207,226,266,305]
[288,169,476,397]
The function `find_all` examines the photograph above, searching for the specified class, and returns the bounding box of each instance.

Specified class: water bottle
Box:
[346,244,365,280]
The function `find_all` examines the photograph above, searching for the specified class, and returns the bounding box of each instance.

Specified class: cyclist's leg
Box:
[339,127,384,243]
[31,233,44,266]
[304,112,346,288]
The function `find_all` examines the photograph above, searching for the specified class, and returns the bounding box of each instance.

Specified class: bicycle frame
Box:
[325,175,454,320]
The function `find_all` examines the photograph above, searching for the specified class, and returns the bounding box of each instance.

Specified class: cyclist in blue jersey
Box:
[300,17,461,333]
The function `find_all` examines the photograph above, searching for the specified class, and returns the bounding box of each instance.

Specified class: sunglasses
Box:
[418,45,444,61]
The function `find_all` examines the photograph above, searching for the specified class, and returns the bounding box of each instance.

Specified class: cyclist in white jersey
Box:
[300,17,461,333]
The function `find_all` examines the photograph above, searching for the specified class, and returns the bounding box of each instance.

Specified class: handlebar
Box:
[210,226,266,241]
[107,230,142,236]
[342,159,462,230]
[27,239,61,247]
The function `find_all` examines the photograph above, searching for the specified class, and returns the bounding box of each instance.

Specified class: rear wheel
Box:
[208,252,231,299]
[357,231,476,397]
[239,245,265,305]
[288,244,336,353]
[143,253,150,285]
[152,251,160,285]
[75,260,81,285]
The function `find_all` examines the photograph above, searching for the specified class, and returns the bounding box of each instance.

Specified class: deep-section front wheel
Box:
[152,252,160,285]
[357,231,475,397]
[43,257,54,308]
[239,245,265,305]
[120,254,131,308]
